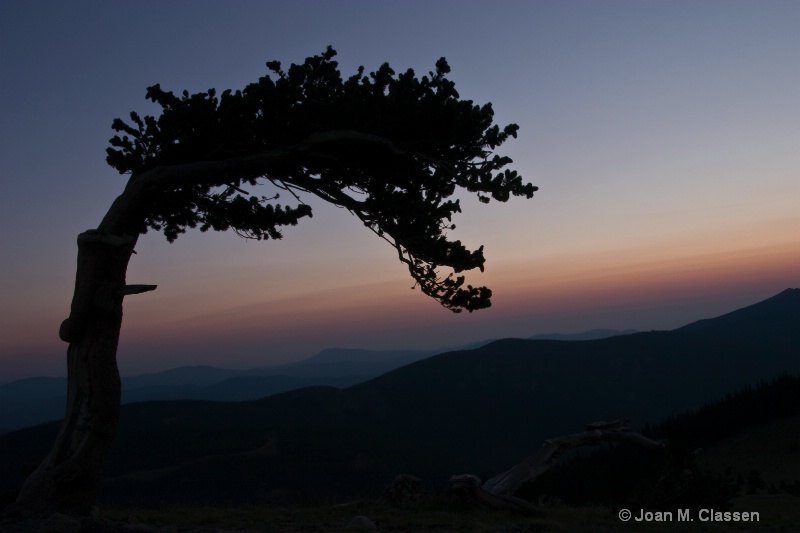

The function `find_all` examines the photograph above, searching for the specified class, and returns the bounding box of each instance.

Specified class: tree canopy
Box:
[4,47,539,520]
[105,46,536,312]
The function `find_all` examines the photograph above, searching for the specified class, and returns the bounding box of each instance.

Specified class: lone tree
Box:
[7,47,536,517]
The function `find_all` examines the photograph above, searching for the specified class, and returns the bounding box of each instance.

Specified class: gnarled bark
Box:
[4,231,141,517]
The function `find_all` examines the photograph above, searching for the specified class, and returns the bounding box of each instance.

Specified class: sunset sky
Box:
[1,1,798,380]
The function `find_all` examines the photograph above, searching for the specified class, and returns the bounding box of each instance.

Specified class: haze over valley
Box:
[2,289,798,509]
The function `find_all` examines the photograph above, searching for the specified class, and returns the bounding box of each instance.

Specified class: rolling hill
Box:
[0,348,437,433]
[0,288,797,506]
[0,333,633,433]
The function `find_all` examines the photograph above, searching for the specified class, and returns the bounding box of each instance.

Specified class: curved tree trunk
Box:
[5,231,142,517]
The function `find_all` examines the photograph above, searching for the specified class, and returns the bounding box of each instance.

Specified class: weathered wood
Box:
[483,423,664,496]
[449,475,539,516]
[450,420,664,513]
[584,417,629,430]
[7,230,132,518]
[120,284,157,296]
[76,230,135,248]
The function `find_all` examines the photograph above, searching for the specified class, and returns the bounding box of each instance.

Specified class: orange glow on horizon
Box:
[489,240,800,320]
[117,239,800,348]
[3,238,797,378]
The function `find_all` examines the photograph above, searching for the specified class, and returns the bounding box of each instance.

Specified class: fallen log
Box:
[449,474,539,515]
[450,419,664,512]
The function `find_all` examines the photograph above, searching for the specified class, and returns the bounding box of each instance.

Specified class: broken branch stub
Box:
[120,284,157,296]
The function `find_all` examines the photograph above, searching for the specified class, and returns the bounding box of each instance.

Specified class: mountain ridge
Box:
[676,287,799,335]
[1,289,798,505]
[0,330,638,433]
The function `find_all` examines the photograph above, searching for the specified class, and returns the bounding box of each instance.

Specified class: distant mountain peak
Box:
[676,288,799,334]
[528,329,638,341]
[299,347,435,364]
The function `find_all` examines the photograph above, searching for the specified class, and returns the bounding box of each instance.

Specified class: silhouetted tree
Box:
[5,47,536,517]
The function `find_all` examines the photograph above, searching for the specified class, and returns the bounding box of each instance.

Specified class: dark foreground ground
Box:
[3,493,798,533]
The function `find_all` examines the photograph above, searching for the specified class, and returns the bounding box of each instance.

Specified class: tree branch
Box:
[119,284,157,296]
[99,130,404,235]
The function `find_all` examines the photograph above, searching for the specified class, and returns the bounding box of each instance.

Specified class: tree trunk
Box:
[5,231,139,517]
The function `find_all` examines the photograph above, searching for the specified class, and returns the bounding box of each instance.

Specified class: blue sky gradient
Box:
[1,1,798,379]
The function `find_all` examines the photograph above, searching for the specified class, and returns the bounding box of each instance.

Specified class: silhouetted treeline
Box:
[519,373,800,509]
[645,372,800,446]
